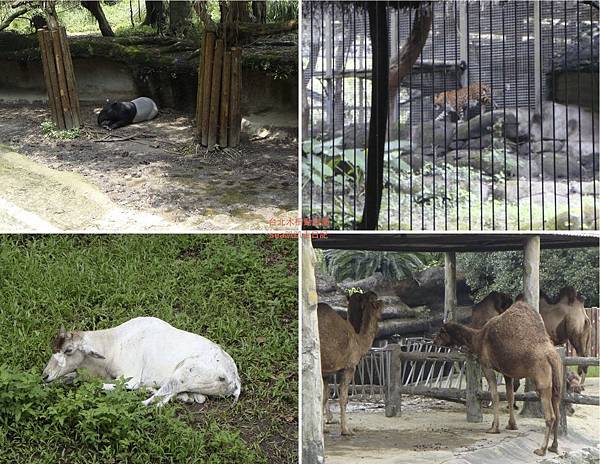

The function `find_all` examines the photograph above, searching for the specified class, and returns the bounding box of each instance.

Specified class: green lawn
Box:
[0,234,298,464]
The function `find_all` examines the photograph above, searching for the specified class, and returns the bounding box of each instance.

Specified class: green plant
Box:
[41,120,81,140]
[323,249,432,282]
[458,248,599,303]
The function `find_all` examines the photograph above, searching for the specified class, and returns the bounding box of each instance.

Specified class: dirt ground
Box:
[324,378,600,464]
[0,102,297,231]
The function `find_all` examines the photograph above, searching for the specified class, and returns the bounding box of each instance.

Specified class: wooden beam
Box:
[301,237,324,462]
[207,38,224,149]
[444,251,457,322]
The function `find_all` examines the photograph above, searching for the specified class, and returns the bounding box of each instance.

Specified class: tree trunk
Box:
[81,1,115,37]
[143,0,164,29]
[360,3,432,229]
[168,0,192,36]
[252,1,266,23]
[221,1,252,25]
[193,0,216,30]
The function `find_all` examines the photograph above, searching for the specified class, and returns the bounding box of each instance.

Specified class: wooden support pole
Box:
[444,252,457,323]
[521,235,543,418]
[38,30,61,128]
[218,51,232,147]
[229,47,242,147]
[200,32,216,146]
[301,237,324,463]
[558,346,567,436]
[50,28,73,130]
[385,345,402,417]
[207,38,224,149]
[465,355,483,423]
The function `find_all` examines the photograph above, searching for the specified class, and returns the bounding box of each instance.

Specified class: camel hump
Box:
[487,301,549,343]
[490,291,512,312]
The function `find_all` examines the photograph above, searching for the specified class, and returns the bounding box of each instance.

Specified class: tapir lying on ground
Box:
[98,97,159,130]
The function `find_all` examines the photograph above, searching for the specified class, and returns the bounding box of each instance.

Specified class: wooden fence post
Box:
[444,252,457,323]
[200,32,216,146]
[207,39,224,149]
[218,51,232,147]
[228,47,242,147]
[465,355,483,423]
[385,345,402,417]
[558,347,567,436]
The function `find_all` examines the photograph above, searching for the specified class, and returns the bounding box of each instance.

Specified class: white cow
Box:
[42,317,241,406]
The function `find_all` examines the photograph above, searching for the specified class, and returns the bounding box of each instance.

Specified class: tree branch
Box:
[0,6,29,32]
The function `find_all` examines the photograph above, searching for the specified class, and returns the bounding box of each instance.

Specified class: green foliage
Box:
[41,120,81,140]
[323,249,434,282]
[267,0,298,22]
[458,248,599,304]
[0,235,298,463]
[0,369,260,464]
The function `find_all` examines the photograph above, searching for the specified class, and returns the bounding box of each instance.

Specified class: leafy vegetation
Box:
[41,119,81,140]
[322,249,439,282]
[0,235,298,463]
[458,248,599,303]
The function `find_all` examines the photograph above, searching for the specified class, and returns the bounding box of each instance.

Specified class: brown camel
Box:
[517,286,592,383]
[434,302,563,456]
[470,291,513,329]
[318,291,383,435]
[470,292,518,408]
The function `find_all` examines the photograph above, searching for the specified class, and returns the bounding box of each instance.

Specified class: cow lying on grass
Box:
[42,317,241,406]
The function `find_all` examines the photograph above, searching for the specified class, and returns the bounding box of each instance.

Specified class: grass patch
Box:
[584,366,599,378]
[0,235,298,463]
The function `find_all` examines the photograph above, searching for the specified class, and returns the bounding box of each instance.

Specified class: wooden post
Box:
[301,237,324,463]
[195,32,211,140]
[38,27,80,130]
[228,47,242,147]
[558,347,567,435]
[385,345,402,417]
[444,252,457,322]
[218,51,232,147]
[200,32,216,146]
[521,235,543,418]
[465,355,483,423]
[207,39,224,149]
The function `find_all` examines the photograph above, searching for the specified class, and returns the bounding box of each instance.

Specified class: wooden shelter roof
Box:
[312,233,599,253]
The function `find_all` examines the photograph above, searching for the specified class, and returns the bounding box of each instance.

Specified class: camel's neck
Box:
[356,306,379,353]
[447,323,481,354]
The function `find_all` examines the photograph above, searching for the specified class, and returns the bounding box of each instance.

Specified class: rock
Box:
[454,111,501,140]
[411,120,456,149]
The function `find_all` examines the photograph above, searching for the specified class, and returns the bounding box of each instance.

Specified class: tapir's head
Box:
[98,101,117,128]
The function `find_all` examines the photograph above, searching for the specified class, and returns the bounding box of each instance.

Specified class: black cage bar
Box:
[302,0,599,230]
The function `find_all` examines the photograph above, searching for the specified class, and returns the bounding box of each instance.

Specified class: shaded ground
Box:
[324,378,600,464]
[0,102,297,231]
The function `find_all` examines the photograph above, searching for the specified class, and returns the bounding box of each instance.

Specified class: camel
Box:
[434,301,563,456]
[517,286,592,384]
[318,291,383,435]
[470,292,518,408]
[470,291,513,329]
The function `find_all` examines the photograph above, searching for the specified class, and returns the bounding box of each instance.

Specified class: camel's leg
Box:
[339,368,355,436]
[504,376,517,430]
[483,368,500,434]
[548,390,560,453]
[571,335,588,385]
[533,387,555,456]
[322,378,336,424]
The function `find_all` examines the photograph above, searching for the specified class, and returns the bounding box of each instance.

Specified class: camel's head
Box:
[363,291,384,320]
[42,325,105,383]
[432,322,466,348]
[557,286,584,306]
[433,324,453,347]
[491,291,513,312]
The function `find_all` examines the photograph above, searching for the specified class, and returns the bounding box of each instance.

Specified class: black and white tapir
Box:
[97,97,159,130]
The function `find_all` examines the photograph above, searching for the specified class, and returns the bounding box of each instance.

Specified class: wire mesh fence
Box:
[302,0,599,230]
